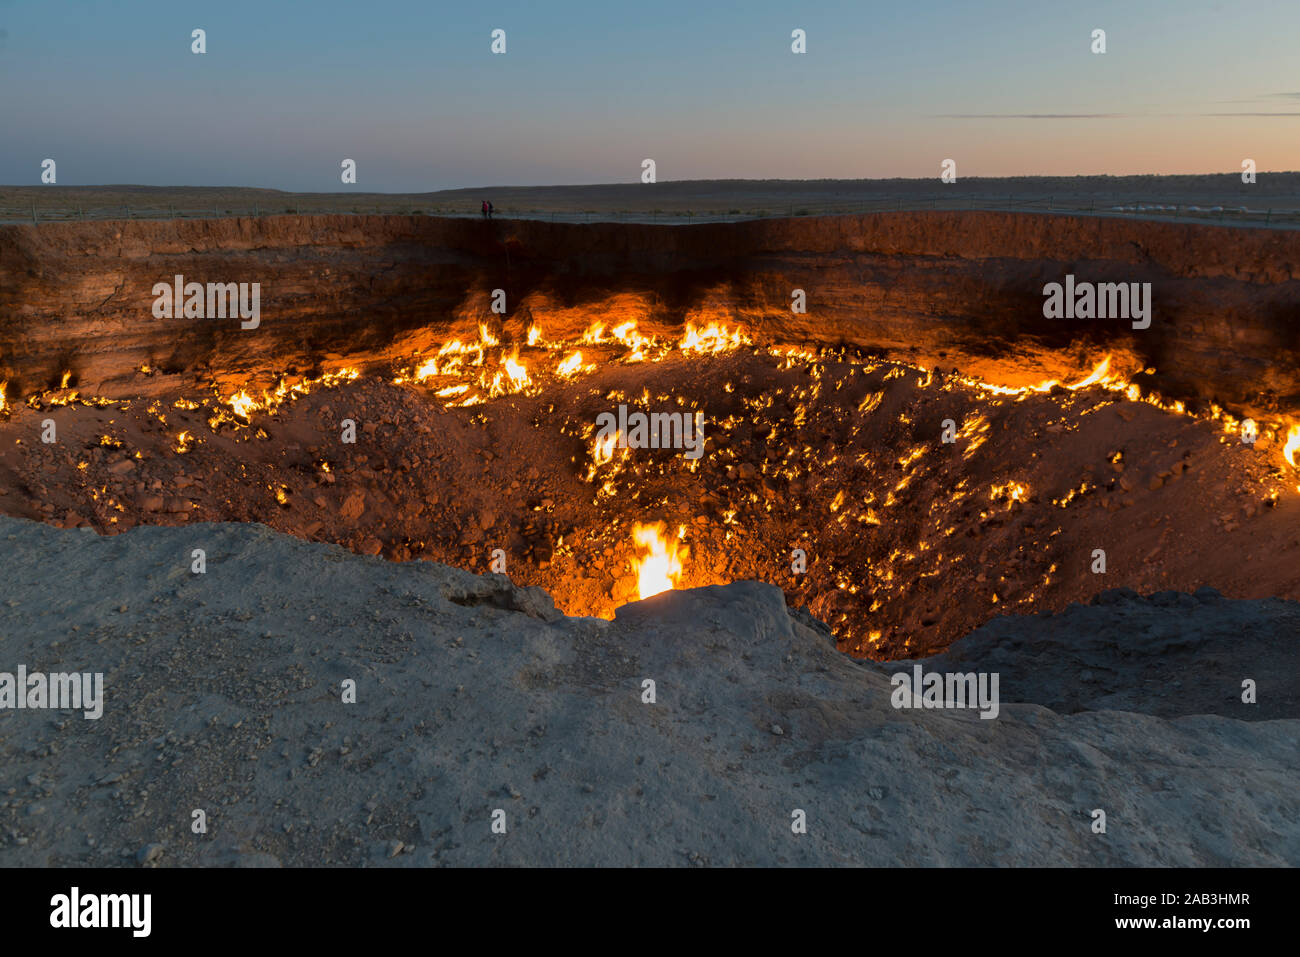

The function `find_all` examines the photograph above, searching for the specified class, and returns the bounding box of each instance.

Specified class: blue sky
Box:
[2,0,1297,190]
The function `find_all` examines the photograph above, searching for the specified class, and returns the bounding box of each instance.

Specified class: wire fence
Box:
[4,195,1299,229]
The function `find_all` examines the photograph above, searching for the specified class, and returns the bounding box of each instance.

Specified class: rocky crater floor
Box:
[0,516,1295,867]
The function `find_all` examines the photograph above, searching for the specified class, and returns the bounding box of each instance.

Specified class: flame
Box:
[527,324,542,346]
[630,521,684,600]
[478,324,499,347]
[611,320,653,362]
[680,322,751,354]
[484,350,532,397]
[592,429,620,467]
[1284,424,1300,491]
[229,390,257,418]
[990,481,1029,504]
[503,351,529,387]
[557,351,584,377]
[968,354,1123,397]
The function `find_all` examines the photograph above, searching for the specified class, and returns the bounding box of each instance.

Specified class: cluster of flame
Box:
[4,315,1299,610]
[390,319,750,408]
[223,368,361,423]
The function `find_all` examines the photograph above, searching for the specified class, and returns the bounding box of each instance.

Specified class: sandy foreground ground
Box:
[0,515,1295,867]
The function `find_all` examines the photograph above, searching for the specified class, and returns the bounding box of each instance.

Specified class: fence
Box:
[4,195,1299,229]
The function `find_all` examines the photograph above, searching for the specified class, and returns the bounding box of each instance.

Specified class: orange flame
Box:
[631,521,684,600]
[1284,424,1300,469]
[1284,424,1300,492]
[229,390,257,419]
[680,322,751,354]
[968,354,1123,397]
[587,429,621,479]
[502,350,529,387]
[557,351,584,377]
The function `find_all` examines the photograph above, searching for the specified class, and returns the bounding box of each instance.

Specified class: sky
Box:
[1,0,1297,191]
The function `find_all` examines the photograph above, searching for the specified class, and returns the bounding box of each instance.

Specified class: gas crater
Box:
[1,212,1298,658]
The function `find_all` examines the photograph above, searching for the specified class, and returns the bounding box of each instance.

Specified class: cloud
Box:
[1203,112,1300,116]
[933,113,1130,119]
[1214,92,1300,103]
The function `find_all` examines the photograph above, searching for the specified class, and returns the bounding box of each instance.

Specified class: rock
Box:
[136,843,164,865]
[0,515,1295,868]
[340,492,365,521]
[108,459,135,475]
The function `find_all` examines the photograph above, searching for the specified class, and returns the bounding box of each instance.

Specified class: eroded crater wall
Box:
[2,212,1296,418]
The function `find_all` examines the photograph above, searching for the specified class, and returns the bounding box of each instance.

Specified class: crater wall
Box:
[2,212,1296,418]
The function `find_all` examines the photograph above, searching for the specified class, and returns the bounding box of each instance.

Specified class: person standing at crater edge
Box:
[481,200,489,220]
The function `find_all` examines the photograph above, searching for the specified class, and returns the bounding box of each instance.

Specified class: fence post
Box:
[1265,208,1272,225]
[31,204,38,224]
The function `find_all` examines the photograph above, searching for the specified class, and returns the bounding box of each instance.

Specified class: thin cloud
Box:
[1203,111,1300,116]
[934,113,1130,119]
[1214,92,1300,103]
